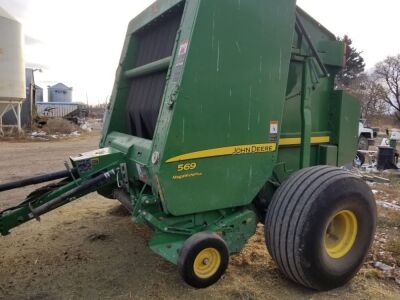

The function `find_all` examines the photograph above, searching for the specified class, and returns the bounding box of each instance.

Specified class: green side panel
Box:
[295,8,344,71]
[276,147,320,176]
[149,233,186,264]
[282,65,334,134]
[296,7,336,46]
[318,40,344,67]
[210,209,257,255]
[149,209,257,264]
[278,63,334,176]
[318,145,338,166]
[330,91,360,166]
[155,0,297,216]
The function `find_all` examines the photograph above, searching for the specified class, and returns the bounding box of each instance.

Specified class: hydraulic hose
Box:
[0,170,74,193]
[29,169,117,218]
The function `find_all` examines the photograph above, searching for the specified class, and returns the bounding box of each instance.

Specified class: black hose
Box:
[29,169,116,218]
[0,170,74,193]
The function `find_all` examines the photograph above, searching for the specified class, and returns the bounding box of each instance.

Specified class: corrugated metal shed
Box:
[36,102,85,118]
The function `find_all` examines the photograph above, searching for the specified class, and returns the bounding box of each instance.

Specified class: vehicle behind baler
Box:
[0,0,376,290]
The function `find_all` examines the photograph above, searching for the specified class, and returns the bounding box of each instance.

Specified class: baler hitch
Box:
[29,170,117,219]
[0,168,118,235]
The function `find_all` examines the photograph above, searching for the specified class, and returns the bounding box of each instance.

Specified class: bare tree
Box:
[374,55,400,118]
[345,73,388,119]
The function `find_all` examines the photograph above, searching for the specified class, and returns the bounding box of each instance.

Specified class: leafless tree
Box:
[346,73,389,119]
[374,55,400,118]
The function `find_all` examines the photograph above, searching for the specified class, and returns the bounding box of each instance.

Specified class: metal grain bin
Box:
[47,83,73,103]
[0,6,25,133]
[0,7,25,101]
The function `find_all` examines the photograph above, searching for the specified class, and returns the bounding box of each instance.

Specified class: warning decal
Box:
[172,40,189,82]
[269,120,279,141]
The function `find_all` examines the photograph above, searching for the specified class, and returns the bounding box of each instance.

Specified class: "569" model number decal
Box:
[177,162,197,172]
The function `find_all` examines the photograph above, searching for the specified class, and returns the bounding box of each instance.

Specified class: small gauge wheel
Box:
[178,232,229,288]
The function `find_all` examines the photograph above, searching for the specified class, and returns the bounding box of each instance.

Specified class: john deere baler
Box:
[0,0,375,290]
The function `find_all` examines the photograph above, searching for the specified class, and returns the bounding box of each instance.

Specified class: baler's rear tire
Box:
[178,232,229,289]
[265,166,376,291]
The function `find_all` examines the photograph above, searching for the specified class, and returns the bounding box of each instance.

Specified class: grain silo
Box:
[0,6,25,134]
[48,83,73,103]
[3,68,38,130]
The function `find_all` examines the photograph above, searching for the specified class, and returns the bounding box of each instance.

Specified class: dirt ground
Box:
[0,133,399,300]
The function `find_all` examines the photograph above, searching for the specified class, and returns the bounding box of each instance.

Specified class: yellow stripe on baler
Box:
[166,143,277,163]
[279,136,330,146]
[165,136,330,163]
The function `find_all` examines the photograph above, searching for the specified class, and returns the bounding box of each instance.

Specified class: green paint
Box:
[300,58,313,168]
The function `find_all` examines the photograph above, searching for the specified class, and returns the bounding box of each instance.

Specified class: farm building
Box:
[36,102,88,124]
[48,83,73,103]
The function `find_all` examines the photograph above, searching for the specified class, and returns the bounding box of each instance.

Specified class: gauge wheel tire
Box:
[358,136,369,150]
[265,166,376,291]
[178,232,229,289]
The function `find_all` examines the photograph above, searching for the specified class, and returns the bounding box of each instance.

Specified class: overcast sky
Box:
[1,0,399,104]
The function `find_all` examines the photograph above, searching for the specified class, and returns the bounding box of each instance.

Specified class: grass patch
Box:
[377,207,400,228]
[42,118,79,135]
[387,239,400,261]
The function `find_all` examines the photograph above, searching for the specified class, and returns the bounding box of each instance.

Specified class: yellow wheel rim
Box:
[324,210,358,259]
[193,248,221,279]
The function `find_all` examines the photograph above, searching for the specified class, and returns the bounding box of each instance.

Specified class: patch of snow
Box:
[70,131,81,137]
[374,261,394,272]
[31,131,47,137]
[376,201,400,211]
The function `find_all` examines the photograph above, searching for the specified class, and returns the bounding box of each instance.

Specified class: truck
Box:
[358,119,376,150]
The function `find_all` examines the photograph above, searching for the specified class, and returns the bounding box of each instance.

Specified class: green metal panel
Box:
[295,8,344,71]
[318,40,345,68]
[153,0,297,216]
[318,145,338,166]
[330,91,360,166]
[296,8,336,49]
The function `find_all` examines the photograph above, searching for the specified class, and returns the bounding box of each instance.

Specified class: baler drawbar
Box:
[0,166,118,235]
[0,0,376,291]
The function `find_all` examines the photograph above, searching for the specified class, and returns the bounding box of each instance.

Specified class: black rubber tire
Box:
[265,166,376,291]
[178,232,229,289]
[358,136,369,150]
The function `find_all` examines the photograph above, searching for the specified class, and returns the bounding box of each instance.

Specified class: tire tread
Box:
[265,166,358,289]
